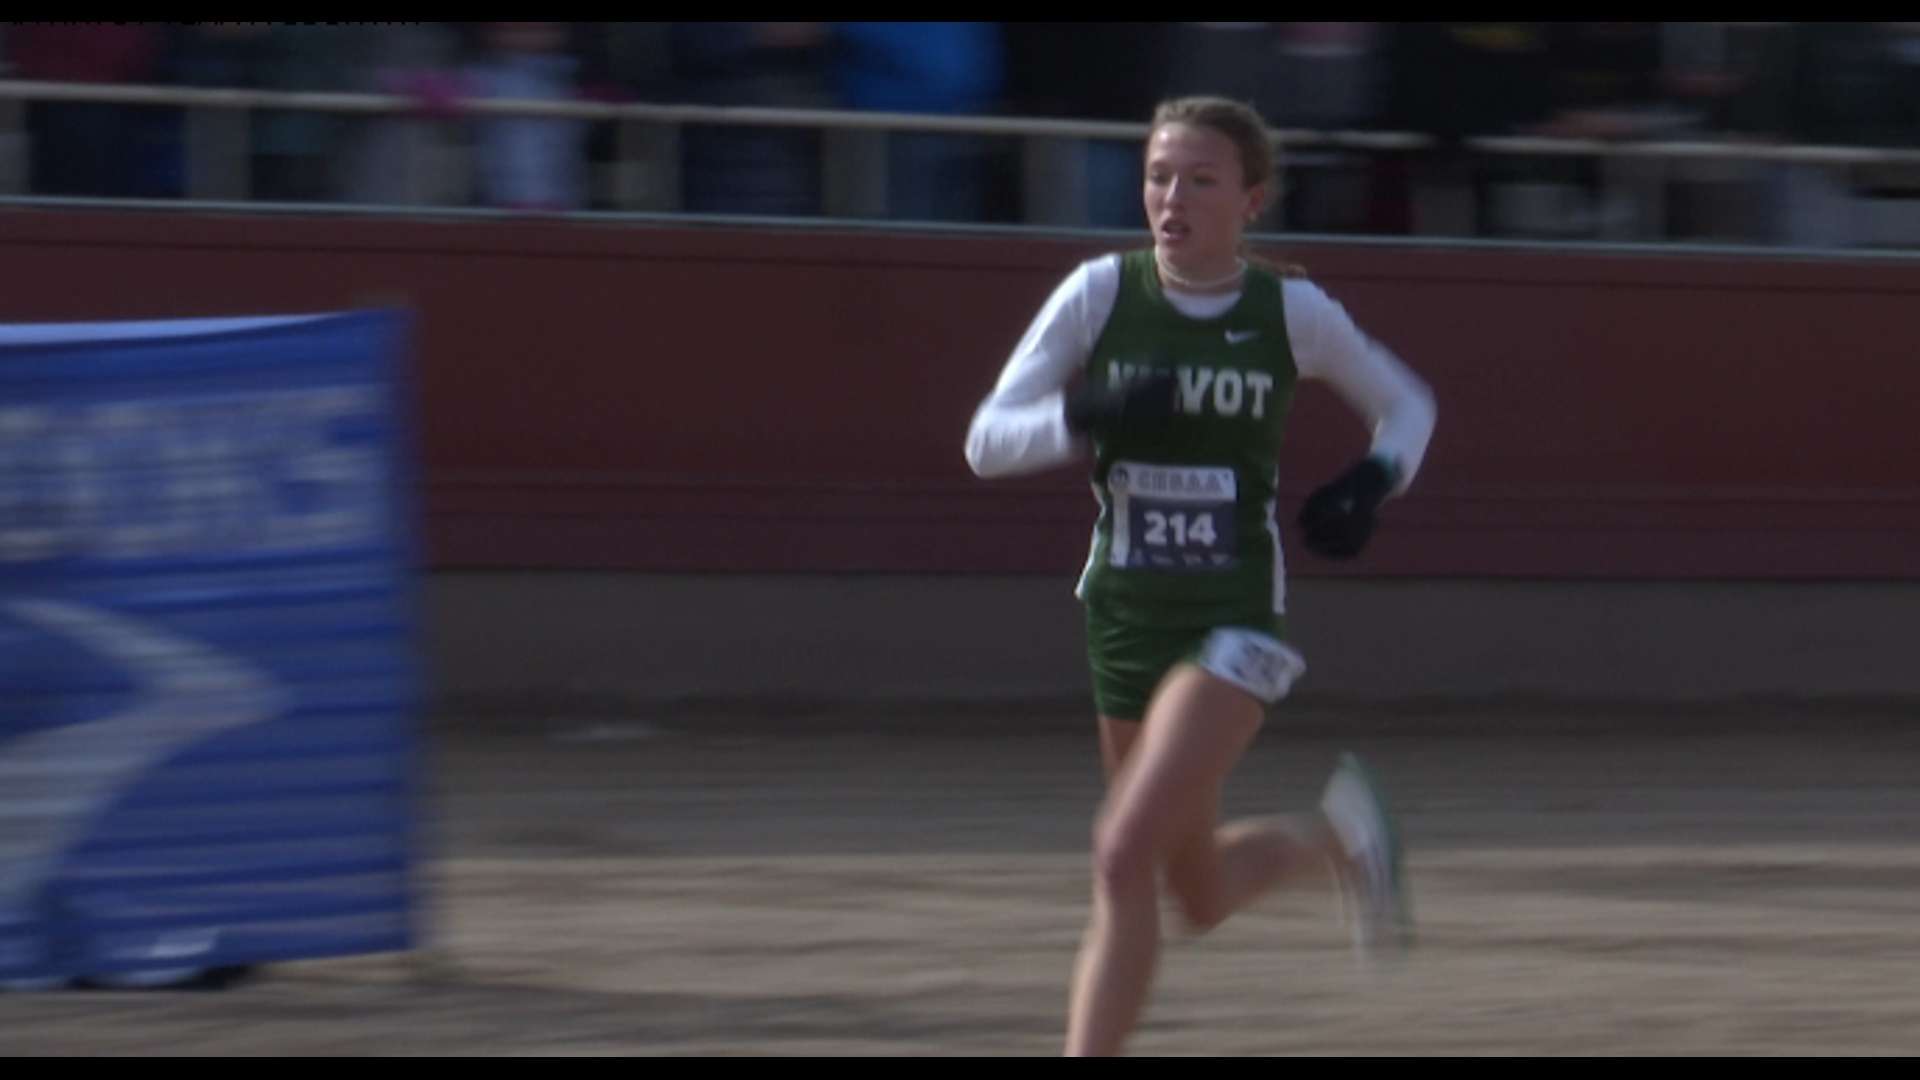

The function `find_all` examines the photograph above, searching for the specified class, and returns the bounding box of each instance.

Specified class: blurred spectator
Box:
[1166,23,1385,130]
[1383,23,1552,236]
[832,22,1002,223]
[166,22,257,89]
[1273,23,1386,132]
[1651,23,1794,242]
[1661,22,1749,133]
[162,24,351,202]
[6,24,163,197]
[1854,24,1920,247]
[1534,23,1678,239]
[466,22,589,211]
[1002,22,1174,228]
[672,22,831,217]
[1166,23,1389,234]
[1386,23,1554,142]
[1708,23,1798,138]
[253,25,354,201]
[1166,24,1288,122]
[1765,23,1920,247]
[159,24,262,199]
[575,22,671,209]
[1788,22,1920,148]
[1389,24,1680,238]
[1538,22,1676,141]
[1278,24,1392,234]
[577,21,673,100]
[1884,22,1920,145]
[342,24,470,206]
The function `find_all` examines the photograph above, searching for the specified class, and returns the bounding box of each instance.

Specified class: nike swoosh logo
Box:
[0,601,286,906]
[1226,330,1260,344]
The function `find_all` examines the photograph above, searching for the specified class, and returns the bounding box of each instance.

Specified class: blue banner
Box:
[0,312,420,986]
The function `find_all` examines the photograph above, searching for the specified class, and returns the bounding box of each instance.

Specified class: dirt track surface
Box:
[5,707,1920,1056]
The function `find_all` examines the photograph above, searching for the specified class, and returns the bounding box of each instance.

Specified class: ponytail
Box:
[1244,246,1308,280]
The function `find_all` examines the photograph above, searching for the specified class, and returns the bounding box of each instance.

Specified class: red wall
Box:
[4,208,1919,579]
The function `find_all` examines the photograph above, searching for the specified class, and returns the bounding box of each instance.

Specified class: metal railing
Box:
[5,78,1920,243]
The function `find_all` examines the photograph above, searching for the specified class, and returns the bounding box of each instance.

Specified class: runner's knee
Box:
[1091,815,1159,902]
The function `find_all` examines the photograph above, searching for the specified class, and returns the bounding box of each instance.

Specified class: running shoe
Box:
[1319,752,1412,968]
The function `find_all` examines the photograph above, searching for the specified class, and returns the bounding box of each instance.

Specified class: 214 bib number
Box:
[1107,461,1237,572]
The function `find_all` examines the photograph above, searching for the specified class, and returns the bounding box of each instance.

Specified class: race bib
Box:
[1197,628,1305,704]
[1107,461,1237,572]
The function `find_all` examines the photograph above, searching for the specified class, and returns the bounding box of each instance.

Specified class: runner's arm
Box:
[965,257,1119,479]
[1284,279,1437,494]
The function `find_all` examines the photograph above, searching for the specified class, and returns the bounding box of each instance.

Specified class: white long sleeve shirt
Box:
[965,254,1436,494]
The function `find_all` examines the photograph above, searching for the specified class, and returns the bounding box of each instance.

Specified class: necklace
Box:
[1154,249,1248,292]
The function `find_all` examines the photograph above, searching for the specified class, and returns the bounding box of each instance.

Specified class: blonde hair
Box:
[1147,97,1305,279]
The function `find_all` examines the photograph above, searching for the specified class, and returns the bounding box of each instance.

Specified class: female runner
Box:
[964,96,1438,1056]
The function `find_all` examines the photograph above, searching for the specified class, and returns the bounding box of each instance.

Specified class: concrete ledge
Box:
[425,573,1920,715]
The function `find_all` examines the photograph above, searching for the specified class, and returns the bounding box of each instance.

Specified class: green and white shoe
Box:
[1320,752,1412,968]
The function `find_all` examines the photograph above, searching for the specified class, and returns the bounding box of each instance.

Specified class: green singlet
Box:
[1075,249,1300,631]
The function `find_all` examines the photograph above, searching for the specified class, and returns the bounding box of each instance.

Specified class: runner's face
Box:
[1144,123,1266,265]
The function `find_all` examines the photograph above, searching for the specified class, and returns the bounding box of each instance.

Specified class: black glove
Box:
[1296,457,1396,559]
[1065,368,1178,439]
